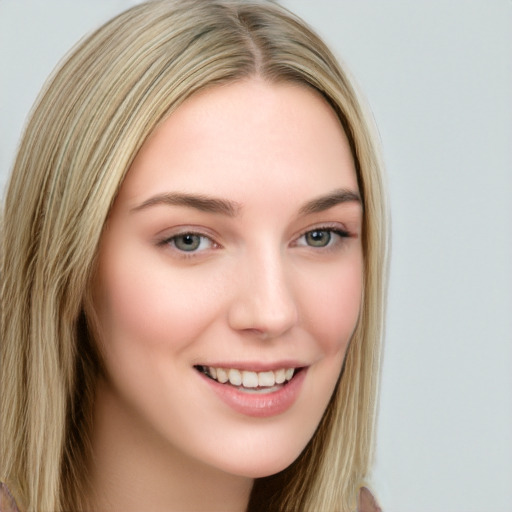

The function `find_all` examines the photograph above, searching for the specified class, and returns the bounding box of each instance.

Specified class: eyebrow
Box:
[298,188,362,215]
[131,188,361,217]
[131,192,242,216]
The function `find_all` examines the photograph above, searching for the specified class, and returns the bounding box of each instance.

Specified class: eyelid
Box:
[292,223,351,249]
[154,222,354,258]
[156,226,221,256]
[295,222,351,239]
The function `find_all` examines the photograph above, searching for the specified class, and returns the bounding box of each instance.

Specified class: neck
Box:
[87,378,253,512]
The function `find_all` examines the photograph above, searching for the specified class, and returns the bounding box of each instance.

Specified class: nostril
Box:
[227,300,298,339]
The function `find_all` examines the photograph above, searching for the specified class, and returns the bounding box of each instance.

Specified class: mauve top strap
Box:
[0,483,20,512]
[0,481,382,512]
[358,486,383,512]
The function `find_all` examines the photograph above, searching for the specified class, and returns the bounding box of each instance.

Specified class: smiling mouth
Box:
[194,365,302,393]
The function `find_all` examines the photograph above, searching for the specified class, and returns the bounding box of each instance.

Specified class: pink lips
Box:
[198,367,307,418]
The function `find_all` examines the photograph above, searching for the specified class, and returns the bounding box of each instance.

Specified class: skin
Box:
[88,78,363,512]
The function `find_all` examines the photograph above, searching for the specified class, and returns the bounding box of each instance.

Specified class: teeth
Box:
[203,366,297,387]
[258,371,275,387]
[228,369,242,386]
[216,367,228,383]
[275,368,286,384]
[242,371,259,388]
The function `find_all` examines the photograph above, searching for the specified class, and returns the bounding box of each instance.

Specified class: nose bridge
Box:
[228,243,298,338]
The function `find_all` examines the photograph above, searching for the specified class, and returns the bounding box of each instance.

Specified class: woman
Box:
[0,1,388,511]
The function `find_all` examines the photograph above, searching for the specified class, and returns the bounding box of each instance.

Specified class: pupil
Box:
[175,234,200,251]
[306,230,330,247]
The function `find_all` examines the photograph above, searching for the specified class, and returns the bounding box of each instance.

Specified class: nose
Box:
[227,248,299,340]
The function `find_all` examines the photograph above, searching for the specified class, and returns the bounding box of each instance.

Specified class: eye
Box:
[163,232,215,252]
[295,227,349,248]
[304,229,332,247]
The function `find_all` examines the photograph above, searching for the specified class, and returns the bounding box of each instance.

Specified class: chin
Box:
[210,436,310,480]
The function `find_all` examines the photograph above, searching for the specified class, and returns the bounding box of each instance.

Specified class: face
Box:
[92,79,363,479]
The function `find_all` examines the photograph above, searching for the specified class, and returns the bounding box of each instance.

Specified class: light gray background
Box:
[1,1,511,511]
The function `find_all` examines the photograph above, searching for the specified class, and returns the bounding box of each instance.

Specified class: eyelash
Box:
[158,226,350,258]
[157,231,217,257]
[294,226,350,250]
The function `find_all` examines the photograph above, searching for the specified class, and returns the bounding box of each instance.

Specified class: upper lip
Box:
[195,360,306,372]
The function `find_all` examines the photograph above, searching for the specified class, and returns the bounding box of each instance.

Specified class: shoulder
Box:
[358,486,383,512]
[0,483,20,512]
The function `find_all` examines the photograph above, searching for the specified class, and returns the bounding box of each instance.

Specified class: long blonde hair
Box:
[0,1,388,510]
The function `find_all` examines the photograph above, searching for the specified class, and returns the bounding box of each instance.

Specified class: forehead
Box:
[117,79,358,209]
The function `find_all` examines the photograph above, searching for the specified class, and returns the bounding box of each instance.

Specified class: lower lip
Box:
[198,369,307,418]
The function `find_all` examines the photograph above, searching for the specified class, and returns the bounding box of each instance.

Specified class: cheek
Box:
[93,240,228,350]
[298,256,363,355]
